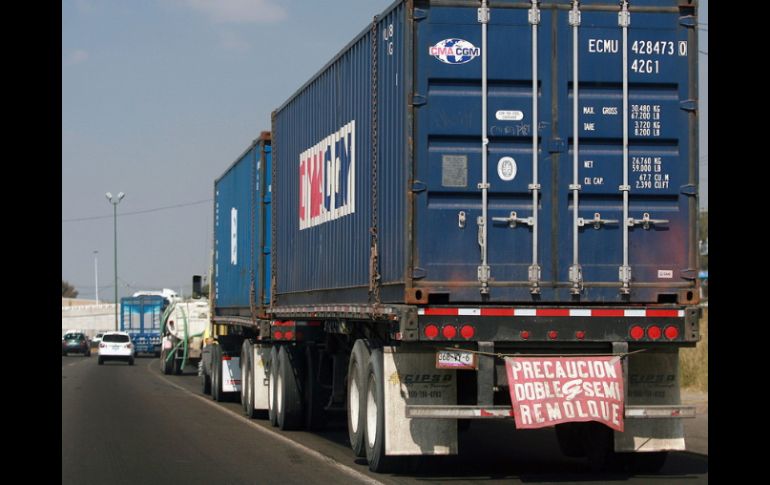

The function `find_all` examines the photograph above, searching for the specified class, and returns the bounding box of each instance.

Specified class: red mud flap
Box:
[504,356,625,431]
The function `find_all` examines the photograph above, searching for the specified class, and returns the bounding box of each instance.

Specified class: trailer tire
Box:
[627,451,668,473]
[268,345,280,426]
[347,339,371,457]
[364,348,398,473]
[582,422,622,472]
[211,345,222,402]
[201,362,211,395]
[161,349,173,375]
[277,346,304,430]
[555,423,585,458]
[172,354,182,374]
[241,340,259,418]
[304,345,326,430]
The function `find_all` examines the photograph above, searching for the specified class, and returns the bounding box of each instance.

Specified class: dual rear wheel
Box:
[346,340,397,473]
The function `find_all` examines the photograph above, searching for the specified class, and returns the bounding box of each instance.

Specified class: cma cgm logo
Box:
[429,38,480,64]
[299,120,356,230]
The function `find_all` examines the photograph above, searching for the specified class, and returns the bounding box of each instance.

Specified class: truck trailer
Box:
[201,0,701,473]
[120,294,165,356]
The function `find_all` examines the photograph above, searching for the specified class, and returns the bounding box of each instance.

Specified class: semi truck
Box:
[200,0,701,473]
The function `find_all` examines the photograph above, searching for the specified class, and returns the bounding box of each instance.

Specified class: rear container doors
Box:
[411,0,696,304]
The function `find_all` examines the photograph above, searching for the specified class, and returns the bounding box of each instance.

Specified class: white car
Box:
[98,331,135,365]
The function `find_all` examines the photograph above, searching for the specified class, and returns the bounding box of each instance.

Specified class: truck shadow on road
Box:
[337,420,707,480]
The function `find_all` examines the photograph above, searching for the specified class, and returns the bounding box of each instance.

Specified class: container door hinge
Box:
[413,8,427,21]
[680,268,697,280]
[412,267,427,280]
[548,138,566,153]
[411,181,427,193]
[680,184,697,196]
[679,15,696,28]
[412,94,427,107]
[679,100,697,112]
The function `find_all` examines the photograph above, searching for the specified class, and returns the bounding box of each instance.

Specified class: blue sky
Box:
[62,0,707,301]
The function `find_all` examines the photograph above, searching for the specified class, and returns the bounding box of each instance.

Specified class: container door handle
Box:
[578,212,619,230]
[492,211,534,228]
[627,212,669,230]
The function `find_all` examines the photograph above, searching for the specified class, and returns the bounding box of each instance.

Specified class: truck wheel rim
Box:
[349,367,359,433]
[244,367,251,409]
[277,368,284,415]
[366,373,377,449]
[269,367,275,410]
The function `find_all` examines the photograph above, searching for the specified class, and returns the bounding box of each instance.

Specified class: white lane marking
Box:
[148,361,384,485]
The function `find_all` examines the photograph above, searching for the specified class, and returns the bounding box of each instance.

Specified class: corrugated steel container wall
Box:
[273,0,697,306]
[273,5,404,303]
[378,4,409,288]
[214,146,253,309]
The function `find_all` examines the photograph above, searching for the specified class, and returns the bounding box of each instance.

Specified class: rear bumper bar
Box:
[405,404,696,419]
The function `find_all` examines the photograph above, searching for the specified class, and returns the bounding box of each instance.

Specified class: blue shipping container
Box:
[120,295,165,353]
[214,132,272,314]
[272,0,698,306]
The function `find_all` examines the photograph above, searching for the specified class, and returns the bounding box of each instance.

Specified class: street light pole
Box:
[94,250,99,304]
[106,192,125,331]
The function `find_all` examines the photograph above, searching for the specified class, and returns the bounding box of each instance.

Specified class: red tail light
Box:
[274,331,284,340]
[647,325,662,340]
[424,324,439,339]
[99,343,105,348]
[460,325,475,339]
[284,330,294,340]
[629,325,644,340]
[575,330,586,340]
[126,343,133,349]
[520,330,530,340]
[664,326,679,340]
[442,325,457,339]
[548,330,558,340]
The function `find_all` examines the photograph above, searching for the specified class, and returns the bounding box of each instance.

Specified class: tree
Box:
[62,280,79,298]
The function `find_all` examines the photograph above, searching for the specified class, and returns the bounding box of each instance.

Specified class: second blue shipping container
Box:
[213,132,272,315]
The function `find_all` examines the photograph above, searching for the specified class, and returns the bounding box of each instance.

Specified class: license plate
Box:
[436,350,477,370]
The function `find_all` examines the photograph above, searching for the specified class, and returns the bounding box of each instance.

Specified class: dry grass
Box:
[680,307,708,392]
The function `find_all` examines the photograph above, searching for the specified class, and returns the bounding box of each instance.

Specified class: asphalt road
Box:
[62,354,708,485]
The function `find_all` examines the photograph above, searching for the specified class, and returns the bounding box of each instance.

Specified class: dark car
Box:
[62,332,91,357]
